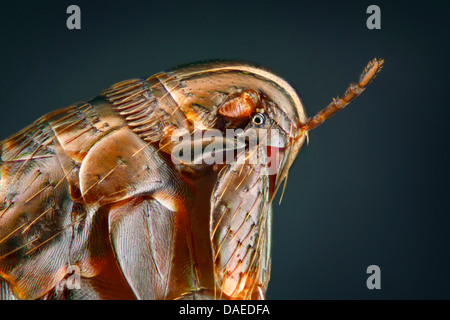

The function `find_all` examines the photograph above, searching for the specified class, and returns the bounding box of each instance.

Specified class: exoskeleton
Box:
[0,59,383,300]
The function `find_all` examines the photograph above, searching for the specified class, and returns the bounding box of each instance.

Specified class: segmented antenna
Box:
[300,58,384,133]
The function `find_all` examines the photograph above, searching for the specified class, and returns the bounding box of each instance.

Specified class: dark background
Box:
[0,0,449,299]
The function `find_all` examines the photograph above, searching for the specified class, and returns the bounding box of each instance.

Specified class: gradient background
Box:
[0,0,448,299]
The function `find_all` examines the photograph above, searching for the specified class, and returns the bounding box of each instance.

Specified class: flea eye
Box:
[252,113,265,126]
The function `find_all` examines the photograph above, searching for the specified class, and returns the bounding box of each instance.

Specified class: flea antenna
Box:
[300,58,384,134]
